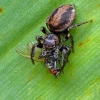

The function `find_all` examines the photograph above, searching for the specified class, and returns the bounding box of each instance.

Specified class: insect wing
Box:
[16,46,31,58]
[16,44,44,62]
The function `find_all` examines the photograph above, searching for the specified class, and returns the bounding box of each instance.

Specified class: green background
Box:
[0,0,100,100]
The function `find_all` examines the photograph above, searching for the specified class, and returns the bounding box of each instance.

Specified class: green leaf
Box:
[0,0,100,100]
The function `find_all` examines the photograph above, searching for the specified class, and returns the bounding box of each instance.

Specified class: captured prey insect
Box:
[16,42,44,62]
[16,4,92,77]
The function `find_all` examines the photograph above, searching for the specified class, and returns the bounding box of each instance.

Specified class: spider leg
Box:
[41,26,49,34]
[68,20,92,30]
[60,45,71,72]
[64,33,74,52]
[31,36,43,64]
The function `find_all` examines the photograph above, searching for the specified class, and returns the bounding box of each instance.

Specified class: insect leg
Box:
[68,20,92,30]
[41,26,49,34]
[60,45,71,72]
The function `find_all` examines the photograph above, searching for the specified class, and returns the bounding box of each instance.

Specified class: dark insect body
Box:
[16,4,92,77]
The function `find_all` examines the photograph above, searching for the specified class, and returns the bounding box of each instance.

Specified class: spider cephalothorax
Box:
[43,34,59,49]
